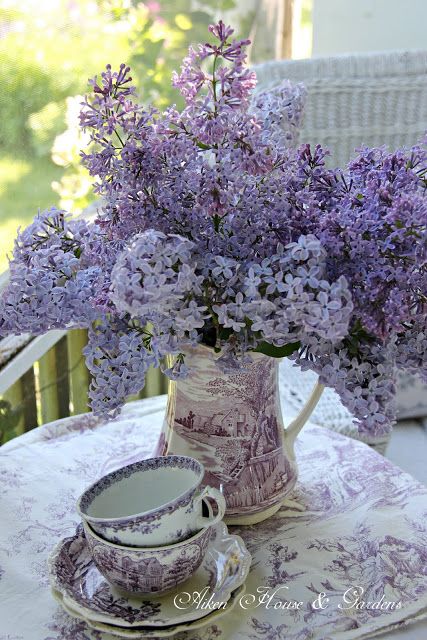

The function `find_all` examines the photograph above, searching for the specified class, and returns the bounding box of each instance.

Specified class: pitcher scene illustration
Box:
[168,356,296,513]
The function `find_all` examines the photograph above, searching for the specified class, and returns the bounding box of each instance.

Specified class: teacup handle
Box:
[195,486,226,529]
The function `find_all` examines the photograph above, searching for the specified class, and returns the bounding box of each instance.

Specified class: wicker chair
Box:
[253,50,427,453]
[253,49,427,168]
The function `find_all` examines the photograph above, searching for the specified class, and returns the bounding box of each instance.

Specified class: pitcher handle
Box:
[285,380,324,448]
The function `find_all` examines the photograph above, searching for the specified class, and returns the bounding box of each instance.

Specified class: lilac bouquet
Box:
[1,22,426,436]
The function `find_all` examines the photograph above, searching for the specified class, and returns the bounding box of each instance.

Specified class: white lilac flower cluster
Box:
[0,22,426,435]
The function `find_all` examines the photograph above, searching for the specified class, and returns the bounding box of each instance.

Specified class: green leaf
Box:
[254,341,300,358]
[196,141,211,150]
[218,327,233,342]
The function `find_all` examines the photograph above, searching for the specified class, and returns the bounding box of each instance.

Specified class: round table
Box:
[1,396,427,640]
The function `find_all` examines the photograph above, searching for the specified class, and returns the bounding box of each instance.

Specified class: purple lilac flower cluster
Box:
[0,23,426,435]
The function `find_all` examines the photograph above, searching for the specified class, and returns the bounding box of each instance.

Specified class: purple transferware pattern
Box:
[157,347,298,518]
[79,456,201,514]
[51,530,162,622]
[52,587,246,638]
[105,519,161,543]
[82,521,211,594]
[1,397,427,639]
[48,521,251,629]
[78,456,202,545]
[53,581,235,640]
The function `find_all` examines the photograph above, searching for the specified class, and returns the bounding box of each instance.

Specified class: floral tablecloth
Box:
[1,396,427,640]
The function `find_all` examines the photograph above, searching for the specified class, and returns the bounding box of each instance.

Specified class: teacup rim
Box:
[76,455,204,524]
[82,518,212,551]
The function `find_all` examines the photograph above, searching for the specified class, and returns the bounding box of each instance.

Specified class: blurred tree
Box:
[99,0,242,108]
[0,1,129,156]
[52,0,247,211]
[1,1,282,225]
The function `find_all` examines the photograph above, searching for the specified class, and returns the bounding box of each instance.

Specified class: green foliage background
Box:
[0,0,244,272]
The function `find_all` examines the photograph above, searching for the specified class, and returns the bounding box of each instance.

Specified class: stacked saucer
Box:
[48,456,251,637]
[49,522,249,637]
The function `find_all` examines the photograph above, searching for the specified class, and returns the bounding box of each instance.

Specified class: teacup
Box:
[76,456,225,547]
[82,520,212,595]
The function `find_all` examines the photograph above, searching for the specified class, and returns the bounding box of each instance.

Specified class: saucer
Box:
[52,584,246,638]
[48,521,251,629]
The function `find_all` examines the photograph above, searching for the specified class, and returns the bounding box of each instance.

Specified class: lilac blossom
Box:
[252,80,306,149]
[110,231,200,318]
[0,209,102,335]
[0,22,426,433]
[83,316,153,415]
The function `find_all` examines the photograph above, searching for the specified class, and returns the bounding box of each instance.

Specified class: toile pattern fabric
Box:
[0,397,427,640]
